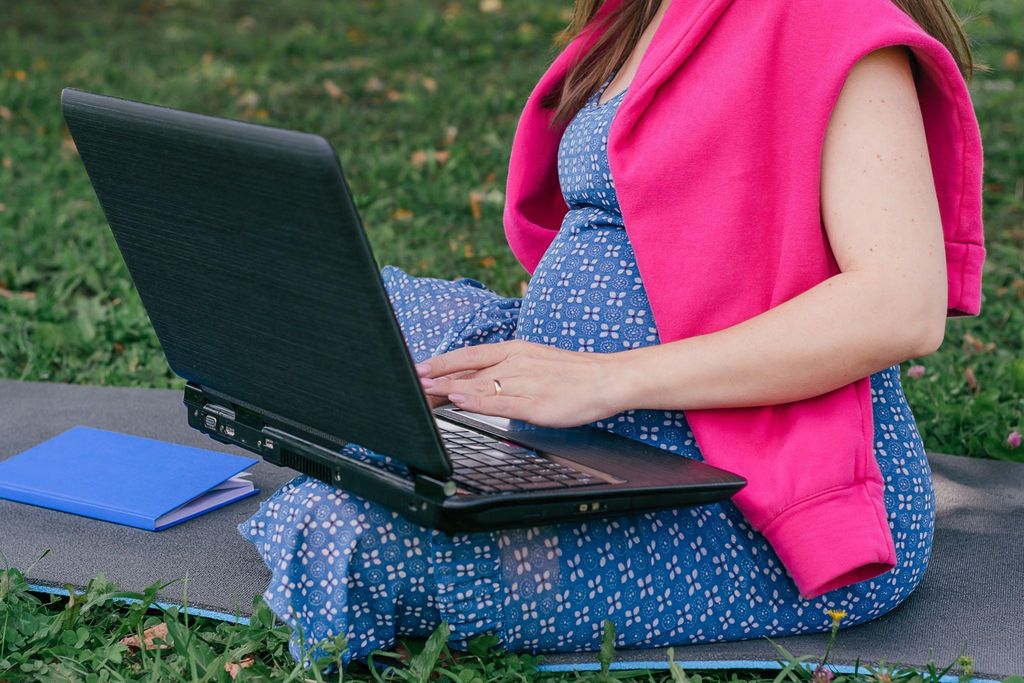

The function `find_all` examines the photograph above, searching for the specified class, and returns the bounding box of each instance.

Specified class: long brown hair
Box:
[541,0,986,129]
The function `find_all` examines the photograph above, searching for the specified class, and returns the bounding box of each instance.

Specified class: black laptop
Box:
[61,88,746,533]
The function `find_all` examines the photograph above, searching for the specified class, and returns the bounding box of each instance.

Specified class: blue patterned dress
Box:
[239,71,935,663]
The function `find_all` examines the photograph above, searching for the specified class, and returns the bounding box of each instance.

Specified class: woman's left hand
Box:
[416,340,628,428]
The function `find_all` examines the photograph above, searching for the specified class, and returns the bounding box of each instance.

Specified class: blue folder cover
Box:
[0,425,259,531]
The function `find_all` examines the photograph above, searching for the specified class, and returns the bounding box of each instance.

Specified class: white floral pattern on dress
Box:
[239,70,934,664]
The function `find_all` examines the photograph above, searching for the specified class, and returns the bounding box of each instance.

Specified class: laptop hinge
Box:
[414,473,457,500]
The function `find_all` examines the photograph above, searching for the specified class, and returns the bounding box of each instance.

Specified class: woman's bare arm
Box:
[614,45,949,411]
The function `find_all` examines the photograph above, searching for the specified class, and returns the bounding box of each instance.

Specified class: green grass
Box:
[1,562,1005,682]
[1,0,1023,679]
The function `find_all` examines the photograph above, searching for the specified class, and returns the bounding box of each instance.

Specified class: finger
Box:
[426,393,451,409]
[423,372,513,398]
[447,393,532,421]
[415,342,514,379]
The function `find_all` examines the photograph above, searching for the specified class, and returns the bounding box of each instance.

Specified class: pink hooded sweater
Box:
[502,0,985,599]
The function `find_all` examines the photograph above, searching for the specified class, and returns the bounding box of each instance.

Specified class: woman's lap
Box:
[239,267,935,662]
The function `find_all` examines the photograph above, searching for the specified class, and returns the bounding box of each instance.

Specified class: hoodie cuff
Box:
[759,480,897,600]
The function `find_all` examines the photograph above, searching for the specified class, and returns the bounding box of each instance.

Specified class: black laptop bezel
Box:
[60,86,456,480]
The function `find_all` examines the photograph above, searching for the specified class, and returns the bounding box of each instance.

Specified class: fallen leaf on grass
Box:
[323,78,344,101]
[469,192,483,221]
[964,367,979,393]
[225,655,256,679]
[0,288,35,301]
[480,256,496,268]
[236,90,260,108]
[392,208,414,221]
[0,106,11,121]
[1004,49,1020,71]
[962,332,995,353]
[120,623,171,651]
[345,57,373,70]
[410,149,450,168]
[480,0,502,13]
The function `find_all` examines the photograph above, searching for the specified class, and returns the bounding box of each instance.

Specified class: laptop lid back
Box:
[61,88,452,479]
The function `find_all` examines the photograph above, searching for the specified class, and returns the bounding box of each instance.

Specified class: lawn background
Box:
[1,1,1022,680]
[0,0,1021,463]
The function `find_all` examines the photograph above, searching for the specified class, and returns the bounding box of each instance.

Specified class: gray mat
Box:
[0,379,1020,679]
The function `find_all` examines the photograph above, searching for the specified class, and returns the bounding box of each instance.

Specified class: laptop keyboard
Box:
[436,420,599,493]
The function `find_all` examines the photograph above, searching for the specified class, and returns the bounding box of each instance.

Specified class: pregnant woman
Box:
[241,0,985,663]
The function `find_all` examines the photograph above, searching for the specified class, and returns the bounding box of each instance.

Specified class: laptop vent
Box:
[280,447,334,484]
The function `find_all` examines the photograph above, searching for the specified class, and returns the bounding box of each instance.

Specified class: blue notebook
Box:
[0,425,259,531]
